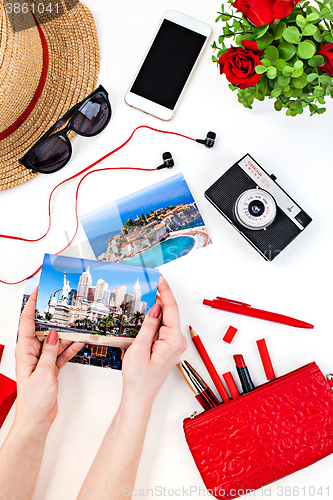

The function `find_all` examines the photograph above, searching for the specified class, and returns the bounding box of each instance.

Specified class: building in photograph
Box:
[103,289,111,305]
[76,267,92,303]
[130,279,141,314]
[95,279,108,303]
[112,284,126,309]
[87,286,96,302]
[139,301,147,316]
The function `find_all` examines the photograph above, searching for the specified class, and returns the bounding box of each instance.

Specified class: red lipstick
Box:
[233,354,255,393]
[177,360,221,411]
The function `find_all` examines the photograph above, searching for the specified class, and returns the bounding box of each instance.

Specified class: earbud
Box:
[157,152,175,170]
[196,131,216,148]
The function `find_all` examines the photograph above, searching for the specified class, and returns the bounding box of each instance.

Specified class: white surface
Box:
[0,0,333,498]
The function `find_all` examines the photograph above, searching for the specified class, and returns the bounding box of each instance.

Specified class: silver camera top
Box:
[238,155,305,231]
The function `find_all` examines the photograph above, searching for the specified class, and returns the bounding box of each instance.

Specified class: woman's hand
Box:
[121,274,187,407]
[14,287,85,431]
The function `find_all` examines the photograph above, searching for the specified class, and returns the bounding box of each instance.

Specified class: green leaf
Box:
[255,65,268,74]
[261,58,271,67]
[322,13,333,21]
[256,33,274,49]
[313,27,323,43]
[267,66,277,79]
[292,68,303,78]
[282,65,294,76]
[284,88,293,97]
[323,33,333,43]
[317,107,326,114]
[274,59,287,71]
[294,60,303,70]
[255,24,270,39]
[302,24,317,36]
[292,73,309,88]
[264,46,279,63]
[271,88,282,97]
[296,15,306,28]
[278,76,290,86]
[278,41,297,60]
[307,73,318,82]
[309,54,325,67]
[307,12,319,21]
[292,88,303,97]
[257,75,269,95]
[283,27,301,44]
[320,74,333,86]
[271,22,286,40]
[297,41,316,59]
[274,99,283,111]
[233,20,241,31]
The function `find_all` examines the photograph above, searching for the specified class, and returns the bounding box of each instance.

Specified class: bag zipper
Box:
[184,362,320,426]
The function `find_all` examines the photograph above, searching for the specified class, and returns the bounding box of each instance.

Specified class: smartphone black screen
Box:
[130,19,207,110]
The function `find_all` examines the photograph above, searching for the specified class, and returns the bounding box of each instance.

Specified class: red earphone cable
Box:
[0,126,196,285]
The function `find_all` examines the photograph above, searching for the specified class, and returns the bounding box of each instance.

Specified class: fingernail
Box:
[46,330,58,344]
[149,303,161,318]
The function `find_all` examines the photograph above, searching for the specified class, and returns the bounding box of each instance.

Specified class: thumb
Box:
[132,303,162,351]
[37,330,59,372]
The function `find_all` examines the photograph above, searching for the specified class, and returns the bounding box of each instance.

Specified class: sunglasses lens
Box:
[72,93,110,136]
[27,135,70,173]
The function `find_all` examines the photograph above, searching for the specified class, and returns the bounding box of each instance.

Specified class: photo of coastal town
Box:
[21,254,159,370]
[80,173,212,269]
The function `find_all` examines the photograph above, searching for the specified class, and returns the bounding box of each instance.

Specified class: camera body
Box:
[205,154,312,261]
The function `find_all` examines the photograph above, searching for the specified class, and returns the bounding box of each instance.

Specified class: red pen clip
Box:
[216,297,251,307]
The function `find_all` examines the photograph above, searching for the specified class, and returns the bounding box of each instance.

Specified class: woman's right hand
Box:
[121,274,187,407]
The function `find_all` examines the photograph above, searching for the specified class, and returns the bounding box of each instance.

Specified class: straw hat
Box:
[0,0,100,190]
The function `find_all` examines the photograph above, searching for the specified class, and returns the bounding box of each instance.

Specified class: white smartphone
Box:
[124,10,212,121]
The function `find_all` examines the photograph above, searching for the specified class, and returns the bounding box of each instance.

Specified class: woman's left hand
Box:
[14,287,85,431]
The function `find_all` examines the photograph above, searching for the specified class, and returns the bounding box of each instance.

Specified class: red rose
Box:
[232,0,298,26]
[218,40,264,89]
[318,43,333,77]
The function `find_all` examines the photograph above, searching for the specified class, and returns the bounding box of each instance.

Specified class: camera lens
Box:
[235,189,276,230]
[248,200,265,217]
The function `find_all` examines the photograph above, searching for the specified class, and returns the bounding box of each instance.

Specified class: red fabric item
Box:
[0,14,49,141]
[0,345,4,364]
[183,363,333,499]
[0,374,17,428]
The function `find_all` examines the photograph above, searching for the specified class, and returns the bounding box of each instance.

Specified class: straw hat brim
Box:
[0,0,100,190]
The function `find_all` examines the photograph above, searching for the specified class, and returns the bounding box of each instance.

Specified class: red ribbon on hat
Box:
[0,14,49,141]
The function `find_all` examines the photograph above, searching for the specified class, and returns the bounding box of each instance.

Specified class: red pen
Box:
[203,297,314,329]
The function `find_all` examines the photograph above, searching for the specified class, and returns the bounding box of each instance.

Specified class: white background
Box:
[1,0,333,498]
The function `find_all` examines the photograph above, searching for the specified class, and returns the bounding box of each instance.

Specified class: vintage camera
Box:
[205,154,312,261]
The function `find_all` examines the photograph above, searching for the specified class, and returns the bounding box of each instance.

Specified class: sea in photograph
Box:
[122,235,195,268]
[88,214,205,262]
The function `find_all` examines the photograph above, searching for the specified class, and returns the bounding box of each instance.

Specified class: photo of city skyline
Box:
[80,173,212,269]
[27,254,160,370]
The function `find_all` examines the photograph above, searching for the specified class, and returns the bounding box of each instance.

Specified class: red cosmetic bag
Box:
[183,362,333,499]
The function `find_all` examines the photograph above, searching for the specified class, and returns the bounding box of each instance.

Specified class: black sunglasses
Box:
[20,85,112,174]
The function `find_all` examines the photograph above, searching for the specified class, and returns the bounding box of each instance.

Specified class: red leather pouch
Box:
[183,362,333,499]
